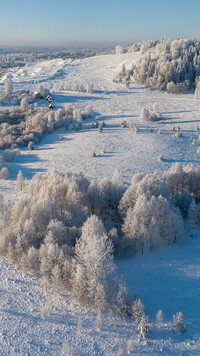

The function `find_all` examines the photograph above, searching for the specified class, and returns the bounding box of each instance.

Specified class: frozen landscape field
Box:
[1,47,200,355]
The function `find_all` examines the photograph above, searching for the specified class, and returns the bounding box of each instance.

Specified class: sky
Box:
[0,0,200,46]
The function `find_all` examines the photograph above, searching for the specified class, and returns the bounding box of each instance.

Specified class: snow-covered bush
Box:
[0,166,9,179]
[121,120,127,128]
[4,78,13,97]
[153,102,159,114]
[20,97,29,111]
[140,108,149,122]
[28,141,34,150]
[84,105,93,118]
[1,148,20,162]
[41,301,51,318]
[158,154,164,161]
[116,45,124,54]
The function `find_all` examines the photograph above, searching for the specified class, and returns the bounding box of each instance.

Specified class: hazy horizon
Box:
[1,0,200,46]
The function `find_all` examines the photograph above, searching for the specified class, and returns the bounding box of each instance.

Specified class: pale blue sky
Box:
[0,0,200,46]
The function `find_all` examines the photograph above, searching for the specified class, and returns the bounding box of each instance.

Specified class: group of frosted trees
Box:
[139,102,160,123]
[0,91,94,149]
[60,81,93,94]
[0,78,33,104]
[0,163,200,311]
[128,38,200,93]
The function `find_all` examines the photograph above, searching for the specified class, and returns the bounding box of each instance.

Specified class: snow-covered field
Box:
[1,51,200,355]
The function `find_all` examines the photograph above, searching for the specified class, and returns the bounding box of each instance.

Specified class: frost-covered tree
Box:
[73,109,82,131]
[1,149,20,162]
[116,45,124,54]
[121,63,126,75]
[39,234,64,285]
[119,172,144,216]
[17,170,24,191]
[46,219,69,245]
[156,309,163,328]
[86,83,93,94]
[188,200,200,227]
[132,298,144,323]
[73,215,115,307]
[195,80,200,99]
[140,108,149,122]
[138,315,149,339]
[28,141,34,150]
[41,301,51,318]
[20,97,29,111]
[72,81,79,92]
[84,105,93,118]
[0,167,9,180]
[153,102,159,114]
[162,163,186,198]
[23,246,40,273]
[37,84,46,97]
[4,78,13,97]
[173,312,186,333]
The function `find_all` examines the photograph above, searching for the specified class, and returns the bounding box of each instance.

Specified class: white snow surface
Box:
[1,51,200,355]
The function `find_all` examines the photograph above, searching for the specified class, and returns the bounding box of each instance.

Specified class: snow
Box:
[1,50,200,355]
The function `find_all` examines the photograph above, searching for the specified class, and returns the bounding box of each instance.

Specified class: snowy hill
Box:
[1,50,200,355]
[1,51,200,199]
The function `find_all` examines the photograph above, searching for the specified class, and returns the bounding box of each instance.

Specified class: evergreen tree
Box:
[173,312,186,333]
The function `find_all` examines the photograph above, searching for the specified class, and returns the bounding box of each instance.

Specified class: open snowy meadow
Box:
[1,44,200,355]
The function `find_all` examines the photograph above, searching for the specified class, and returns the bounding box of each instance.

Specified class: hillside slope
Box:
[0,51,200,355]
